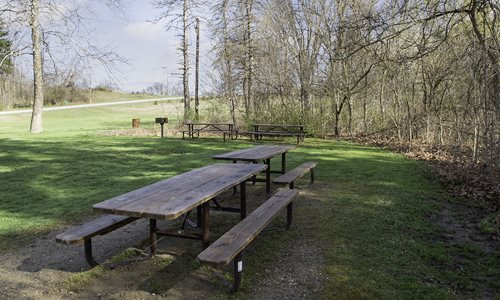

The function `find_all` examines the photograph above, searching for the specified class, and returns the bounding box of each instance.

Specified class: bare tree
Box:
[1,0,125,132]
[195,17,200,119]
[153,0,207,122]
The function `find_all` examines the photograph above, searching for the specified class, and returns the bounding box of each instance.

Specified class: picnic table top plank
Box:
[197,188,298,266]
[93,163,267,220]
[93,166,210,212]
[212,145,295,161]
[142,165,266,219]
[107,165,230,217]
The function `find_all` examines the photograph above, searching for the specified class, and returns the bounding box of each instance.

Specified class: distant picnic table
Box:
[181,122,236,141]
[246,124,306,144]
[213,144,295,193]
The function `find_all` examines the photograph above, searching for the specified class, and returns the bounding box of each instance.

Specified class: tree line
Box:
[202,0,498,168]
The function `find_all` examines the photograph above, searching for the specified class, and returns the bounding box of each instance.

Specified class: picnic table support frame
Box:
[282,153,286,174]
[150,219,157,256]
[240,181,247,219]
[265,158,271,193]
[202,201,210,248]
[84,240,99,267]
[286,202,293,229]
[232,253,243,292]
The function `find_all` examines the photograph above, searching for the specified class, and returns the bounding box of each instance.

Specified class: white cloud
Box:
[122,22,170,42]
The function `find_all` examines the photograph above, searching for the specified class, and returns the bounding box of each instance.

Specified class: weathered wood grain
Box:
[92,163,267,220]
[55,215,138,245]
[213,145,295,161]
[197,188,298,266]
[273,162,317,184]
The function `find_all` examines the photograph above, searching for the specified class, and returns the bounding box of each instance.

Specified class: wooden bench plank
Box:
[197,188,298,266]
[55,215,138,245]
[273,162,317,185]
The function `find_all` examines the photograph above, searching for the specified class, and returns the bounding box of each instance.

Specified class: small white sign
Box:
[237,261,243,272]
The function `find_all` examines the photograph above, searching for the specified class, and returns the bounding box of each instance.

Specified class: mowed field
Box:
[0,100,498,299]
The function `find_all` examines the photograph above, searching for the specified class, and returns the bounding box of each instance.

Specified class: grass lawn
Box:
[0,103,498,298]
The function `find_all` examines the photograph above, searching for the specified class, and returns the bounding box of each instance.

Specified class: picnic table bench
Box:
[197,188,298,292]
[55,215,138,266]
[245,124,306,144]
[181,123,237,142]
[273,162,317,189]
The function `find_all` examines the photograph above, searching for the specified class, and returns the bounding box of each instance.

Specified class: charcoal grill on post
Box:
[155,117,168,138]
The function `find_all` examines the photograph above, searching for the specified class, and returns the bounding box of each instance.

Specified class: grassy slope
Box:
[0,103,498,298]
[88,91,162,103]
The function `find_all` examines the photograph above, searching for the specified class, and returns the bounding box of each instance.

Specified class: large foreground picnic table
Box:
[212,145,295,193]
[92,163,267,253]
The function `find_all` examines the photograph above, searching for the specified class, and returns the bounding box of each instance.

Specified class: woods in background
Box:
[209,0,499,168]
[1,0,498,169]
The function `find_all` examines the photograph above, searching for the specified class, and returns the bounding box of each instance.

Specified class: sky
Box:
[7,0,213,94]
[88,1,212,93]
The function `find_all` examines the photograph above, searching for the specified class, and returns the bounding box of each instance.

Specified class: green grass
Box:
[0,104,498,298]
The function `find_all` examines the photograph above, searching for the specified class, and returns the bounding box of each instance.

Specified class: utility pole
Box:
[195,17,200,120]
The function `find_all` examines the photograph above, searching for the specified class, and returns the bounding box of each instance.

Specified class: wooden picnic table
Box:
[212,145,295,193]
[92,163,267,253]
[249,124,306,144]
[183,122,236,141]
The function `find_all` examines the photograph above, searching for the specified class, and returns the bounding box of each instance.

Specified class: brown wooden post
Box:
[132,118,140,128]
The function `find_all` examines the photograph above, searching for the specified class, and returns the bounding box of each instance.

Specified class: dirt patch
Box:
[428,197,499,299]
[0,183,326,299]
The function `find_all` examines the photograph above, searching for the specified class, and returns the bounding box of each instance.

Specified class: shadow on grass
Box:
[2,136,470,298]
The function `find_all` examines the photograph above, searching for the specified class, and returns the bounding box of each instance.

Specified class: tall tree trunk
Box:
[221,0,236,125]
[30,0,43,133]
[195,17,200,120]
[243,0,253,119]
[182,0,190,122]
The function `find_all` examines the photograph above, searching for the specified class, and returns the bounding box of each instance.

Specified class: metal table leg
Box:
[150,219,157,256]
[265,158,271,194]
